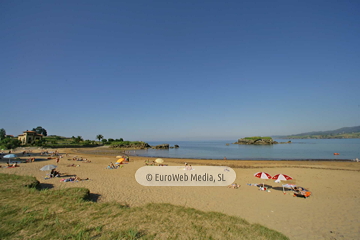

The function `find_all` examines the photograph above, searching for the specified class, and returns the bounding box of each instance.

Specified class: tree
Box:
[0,128,6,140]
[32,126,48,136]
[74,136,83,143]
[102,139,108,144]
[34,138,46,147]
[96,134,104,142]
[0,138,21,149]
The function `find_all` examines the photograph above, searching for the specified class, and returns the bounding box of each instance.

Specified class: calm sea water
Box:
[131,139,360,160]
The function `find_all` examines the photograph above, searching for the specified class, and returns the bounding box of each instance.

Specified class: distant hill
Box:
[277,126,360,139]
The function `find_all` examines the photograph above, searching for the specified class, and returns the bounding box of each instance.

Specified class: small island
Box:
[234,137,291,145]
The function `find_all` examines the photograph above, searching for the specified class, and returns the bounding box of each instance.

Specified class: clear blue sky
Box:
[1,0,359,141]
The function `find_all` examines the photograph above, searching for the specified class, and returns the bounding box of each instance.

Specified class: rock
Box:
[234,138,275,145]
[174,145,179,148]
[234,137,291,145]
[152,144,170,149]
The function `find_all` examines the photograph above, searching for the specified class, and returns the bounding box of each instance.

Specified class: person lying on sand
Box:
[74,176,89,181]
[145,160,156,166]
[6,163,19,168]
[293,187,311,198]
[107,163,118,169]
[67,164,80,167]
[61,176,89,182]
[228,183,240,189]
[185,164,193,170]
[247,183,260,187]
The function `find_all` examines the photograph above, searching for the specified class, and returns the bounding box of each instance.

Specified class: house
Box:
[18,131,43,145]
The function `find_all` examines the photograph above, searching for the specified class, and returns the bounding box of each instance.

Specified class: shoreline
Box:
[73,147,356,162]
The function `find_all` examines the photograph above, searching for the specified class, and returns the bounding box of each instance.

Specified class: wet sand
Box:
[1,147,359,240]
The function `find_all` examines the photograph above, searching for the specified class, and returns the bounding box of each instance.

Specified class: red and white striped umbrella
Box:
[254,172,272,188]
[272,174,293,181]
[254,172,272,179]
[272,174,293,193]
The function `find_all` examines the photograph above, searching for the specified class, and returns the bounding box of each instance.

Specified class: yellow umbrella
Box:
[117,158,125,163]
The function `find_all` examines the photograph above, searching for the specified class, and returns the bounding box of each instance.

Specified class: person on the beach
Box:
[228,183,240,189]
[50,169,60,178]
[259,186,267,191]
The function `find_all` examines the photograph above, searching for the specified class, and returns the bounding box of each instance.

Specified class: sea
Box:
[130,139,360,161]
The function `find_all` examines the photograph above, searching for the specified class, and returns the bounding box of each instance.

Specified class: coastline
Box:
[74,147,356,161]
[1,147,359,240]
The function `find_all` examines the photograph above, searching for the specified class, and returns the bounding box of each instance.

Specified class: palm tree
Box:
[75,136,83,143]
[96,134,104,142]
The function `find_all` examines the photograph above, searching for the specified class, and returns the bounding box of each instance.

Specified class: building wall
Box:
[18,132,43,145]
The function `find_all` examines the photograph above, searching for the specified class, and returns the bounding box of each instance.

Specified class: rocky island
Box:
[234,137,291,145]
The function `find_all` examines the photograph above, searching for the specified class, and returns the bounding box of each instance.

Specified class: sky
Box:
[1,0,359,141]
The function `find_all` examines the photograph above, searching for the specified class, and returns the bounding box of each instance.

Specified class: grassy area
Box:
[40,136,100,148]
[284,132,360,139]
[243,137,273,140]
[109,141,150,149]
[0,173,289,240]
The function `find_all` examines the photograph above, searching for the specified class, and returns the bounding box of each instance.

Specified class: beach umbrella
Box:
[3,154,16,159]
[272,174,293,193]
[116,158,125,163]
[272,174,293,181]
[3,154,16,163]
[155,158,164,164]
[40,165,57,171]
[254,172,272,188]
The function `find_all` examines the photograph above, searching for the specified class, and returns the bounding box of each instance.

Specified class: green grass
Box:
[284,132,360,139]
[0,173,289,240]
[109,141,149,148]
[243,137,273,140]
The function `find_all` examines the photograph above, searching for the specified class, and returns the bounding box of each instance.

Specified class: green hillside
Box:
[279,126,360,139]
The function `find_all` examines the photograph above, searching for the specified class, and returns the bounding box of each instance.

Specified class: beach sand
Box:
[1,147,359,240]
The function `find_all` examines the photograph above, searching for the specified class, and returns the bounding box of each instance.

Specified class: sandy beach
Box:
[1,147,359,240]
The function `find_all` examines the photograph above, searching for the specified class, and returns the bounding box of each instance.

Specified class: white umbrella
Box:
[40,165,57,171]
[155,158,164,163]
[3,154,17,163]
